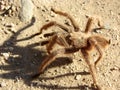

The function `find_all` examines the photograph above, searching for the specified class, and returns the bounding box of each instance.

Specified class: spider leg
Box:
[97,17,104,28]
[51,8,80,32]
[46,34,57,54]
[94,45,103,68]
[85,17,94,33]
[32,47,80,79]
[57,34,70,48]
[81,38,101,89]
[81,49,97,85]
[92,36,110,68]
[46,34,70,54]
[40,21,72,34]
[85,17,105,33]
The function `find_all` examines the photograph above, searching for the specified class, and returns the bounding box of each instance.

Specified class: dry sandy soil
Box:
[0,0,120,90]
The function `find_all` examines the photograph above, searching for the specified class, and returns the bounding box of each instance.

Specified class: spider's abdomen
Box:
[92,36,110,48]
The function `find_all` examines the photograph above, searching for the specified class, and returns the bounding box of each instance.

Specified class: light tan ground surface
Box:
[0,0,120,90]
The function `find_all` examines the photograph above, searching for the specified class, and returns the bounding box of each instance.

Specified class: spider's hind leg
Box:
[81,38,102,89]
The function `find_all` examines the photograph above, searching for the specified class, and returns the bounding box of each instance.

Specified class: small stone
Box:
[108,82,112,87]
[110,10,114,15]
[14,77,20,82]
[110,67,119,71]
[95,30,103,33]
[84,68,88,72]
[5,23,15,28]
[4,14,7,17]
[19,0,34,22]
[114,79,118,82]
[104,23,111,30]
[0,82,6,87]
[116,35,119,40]
[0,1,5,5]
[11,6,16,12]
[0,5,5,11]
[50,12,55,17]
[79,58,84,61]
[54,69,59,73]
[0,17,4,21]
[63,65,69,69]
[8,9,12,15]
[1,53,10,60]
[75,75,81,80]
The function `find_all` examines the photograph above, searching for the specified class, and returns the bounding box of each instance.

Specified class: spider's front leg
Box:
[39,21,71,34]
[85,16,105,33]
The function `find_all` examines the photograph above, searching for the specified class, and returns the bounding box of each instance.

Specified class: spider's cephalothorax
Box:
[69,32,89,48]
[32,8,110,90]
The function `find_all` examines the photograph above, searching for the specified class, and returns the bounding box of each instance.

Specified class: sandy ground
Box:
[0,0,120,90]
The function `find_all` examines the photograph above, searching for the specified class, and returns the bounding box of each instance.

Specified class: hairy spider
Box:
[32,8,110,90]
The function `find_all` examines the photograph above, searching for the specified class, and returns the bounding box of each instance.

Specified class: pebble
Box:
[5,6,11,10]
[5,23,15,28]
[63,65,69,69]
[14,77,21,82]
[94,30,103,33]
[19,0,34,22]
[108,82,112,87]
[0,5,5,11]
[0,82,6,87]
[0,17,4,21]
[75,75,81,80]
[104,23,111,30]
[110,10,113,15]
[1,52,10,60]
[0,1,5,5]
[8,9,12,15]
[116,35,119,40]
[110,67,119,71]
[11,5,16,12]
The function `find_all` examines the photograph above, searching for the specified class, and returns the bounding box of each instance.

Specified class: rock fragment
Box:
[75,75,81,80]
[0,82,6,87]
[19,0,34,22]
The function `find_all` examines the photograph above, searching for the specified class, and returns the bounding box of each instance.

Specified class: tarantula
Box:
[32,8,110,90]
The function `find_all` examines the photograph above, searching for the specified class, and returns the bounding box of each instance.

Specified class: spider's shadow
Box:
[0,17,93,90]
